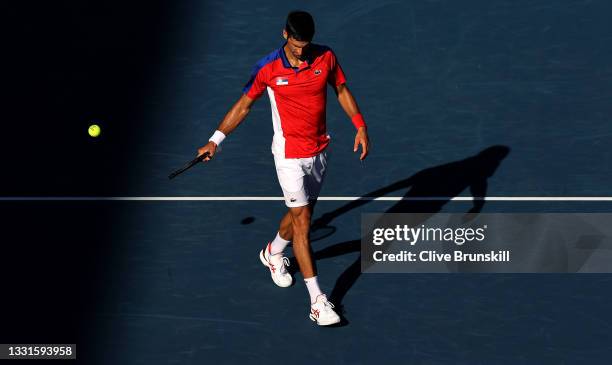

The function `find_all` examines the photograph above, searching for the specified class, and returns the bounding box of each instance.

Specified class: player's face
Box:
[286,37,311,61]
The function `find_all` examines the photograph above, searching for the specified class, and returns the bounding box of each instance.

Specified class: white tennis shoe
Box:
[309,294,341,326]
[259,243,293,288]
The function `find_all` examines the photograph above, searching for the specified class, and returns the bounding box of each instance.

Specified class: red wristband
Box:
[351,113,366,130]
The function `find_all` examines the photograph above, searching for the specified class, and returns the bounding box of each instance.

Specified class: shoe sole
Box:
[259,249,292,288]
[309,314,341,326]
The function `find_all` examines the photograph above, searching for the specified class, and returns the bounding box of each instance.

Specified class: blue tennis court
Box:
[3,0,612,363]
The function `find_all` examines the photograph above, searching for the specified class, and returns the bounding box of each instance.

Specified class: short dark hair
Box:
[285,11,315,42]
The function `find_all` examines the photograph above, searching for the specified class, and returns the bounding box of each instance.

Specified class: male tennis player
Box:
[197,11,369,326]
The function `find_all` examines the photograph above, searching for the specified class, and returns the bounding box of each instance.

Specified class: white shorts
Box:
[274,150,329,208]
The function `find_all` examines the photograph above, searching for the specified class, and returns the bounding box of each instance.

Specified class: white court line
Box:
[1,196,612,201]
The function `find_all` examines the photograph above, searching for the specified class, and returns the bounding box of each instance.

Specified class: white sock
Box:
[304,276,323,304]
[270,232,290,255]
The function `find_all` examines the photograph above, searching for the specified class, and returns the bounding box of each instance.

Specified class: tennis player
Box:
[197,11,369,325]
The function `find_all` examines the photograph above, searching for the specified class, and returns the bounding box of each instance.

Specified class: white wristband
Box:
[208,130,226,146]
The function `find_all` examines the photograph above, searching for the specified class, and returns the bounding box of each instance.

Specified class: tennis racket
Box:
[168,152,210,179]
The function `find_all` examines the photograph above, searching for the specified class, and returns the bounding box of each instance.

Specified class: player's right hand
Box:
[197,141,217,162]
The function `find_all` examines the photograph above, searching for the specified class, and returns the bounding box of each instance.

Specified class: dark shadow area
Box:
[298,146,510,323]
[241,217,255,225]
[4,1,181,196]
[1,2,191,361]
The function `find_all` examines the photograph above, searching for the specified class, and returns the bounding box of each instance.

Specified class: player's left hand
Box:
[354,127,369,160]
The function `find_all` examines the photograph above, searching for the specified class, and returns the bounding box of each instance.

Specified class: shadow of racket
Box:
[285,225,336,248]
[310,224,337,242]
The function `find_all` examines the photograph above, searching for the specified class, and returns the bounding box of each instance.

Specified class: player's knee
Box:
[290,206,311,232]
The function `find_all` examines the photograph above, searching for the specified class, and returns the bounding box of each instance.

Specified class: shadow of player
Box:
[300,145,511,325]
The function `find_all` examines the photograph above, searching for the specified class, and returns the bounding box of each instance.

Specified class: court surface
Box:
[4,0,612,364]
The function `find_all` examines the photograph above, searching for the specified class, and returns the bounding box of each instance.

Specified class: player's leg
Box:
[288,205,316,277]
[289,203,339,325]
[279,210,293,239]
[297,151,340,325]
[269,211,292,255]
[259,153,307,288]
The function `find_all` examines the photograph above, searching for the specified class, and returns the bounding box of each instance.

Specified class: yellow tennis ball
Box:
[88,124,101,137]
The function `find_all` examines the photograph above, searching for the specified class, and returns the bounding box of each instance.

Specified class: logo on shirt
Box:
[314,69,322,75]
[276,77,289,86]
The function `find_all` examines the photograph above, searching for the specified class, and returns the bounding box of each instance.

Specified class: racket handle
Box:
[168,152,211,180]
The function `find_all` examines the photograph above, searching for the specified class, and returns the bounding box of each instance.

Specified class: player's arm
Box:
[334,83,369,160]
[197,94,256,160]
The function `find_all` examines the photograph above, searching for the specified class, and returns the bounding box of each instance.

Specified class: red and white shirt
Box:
[243,44,347,158]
